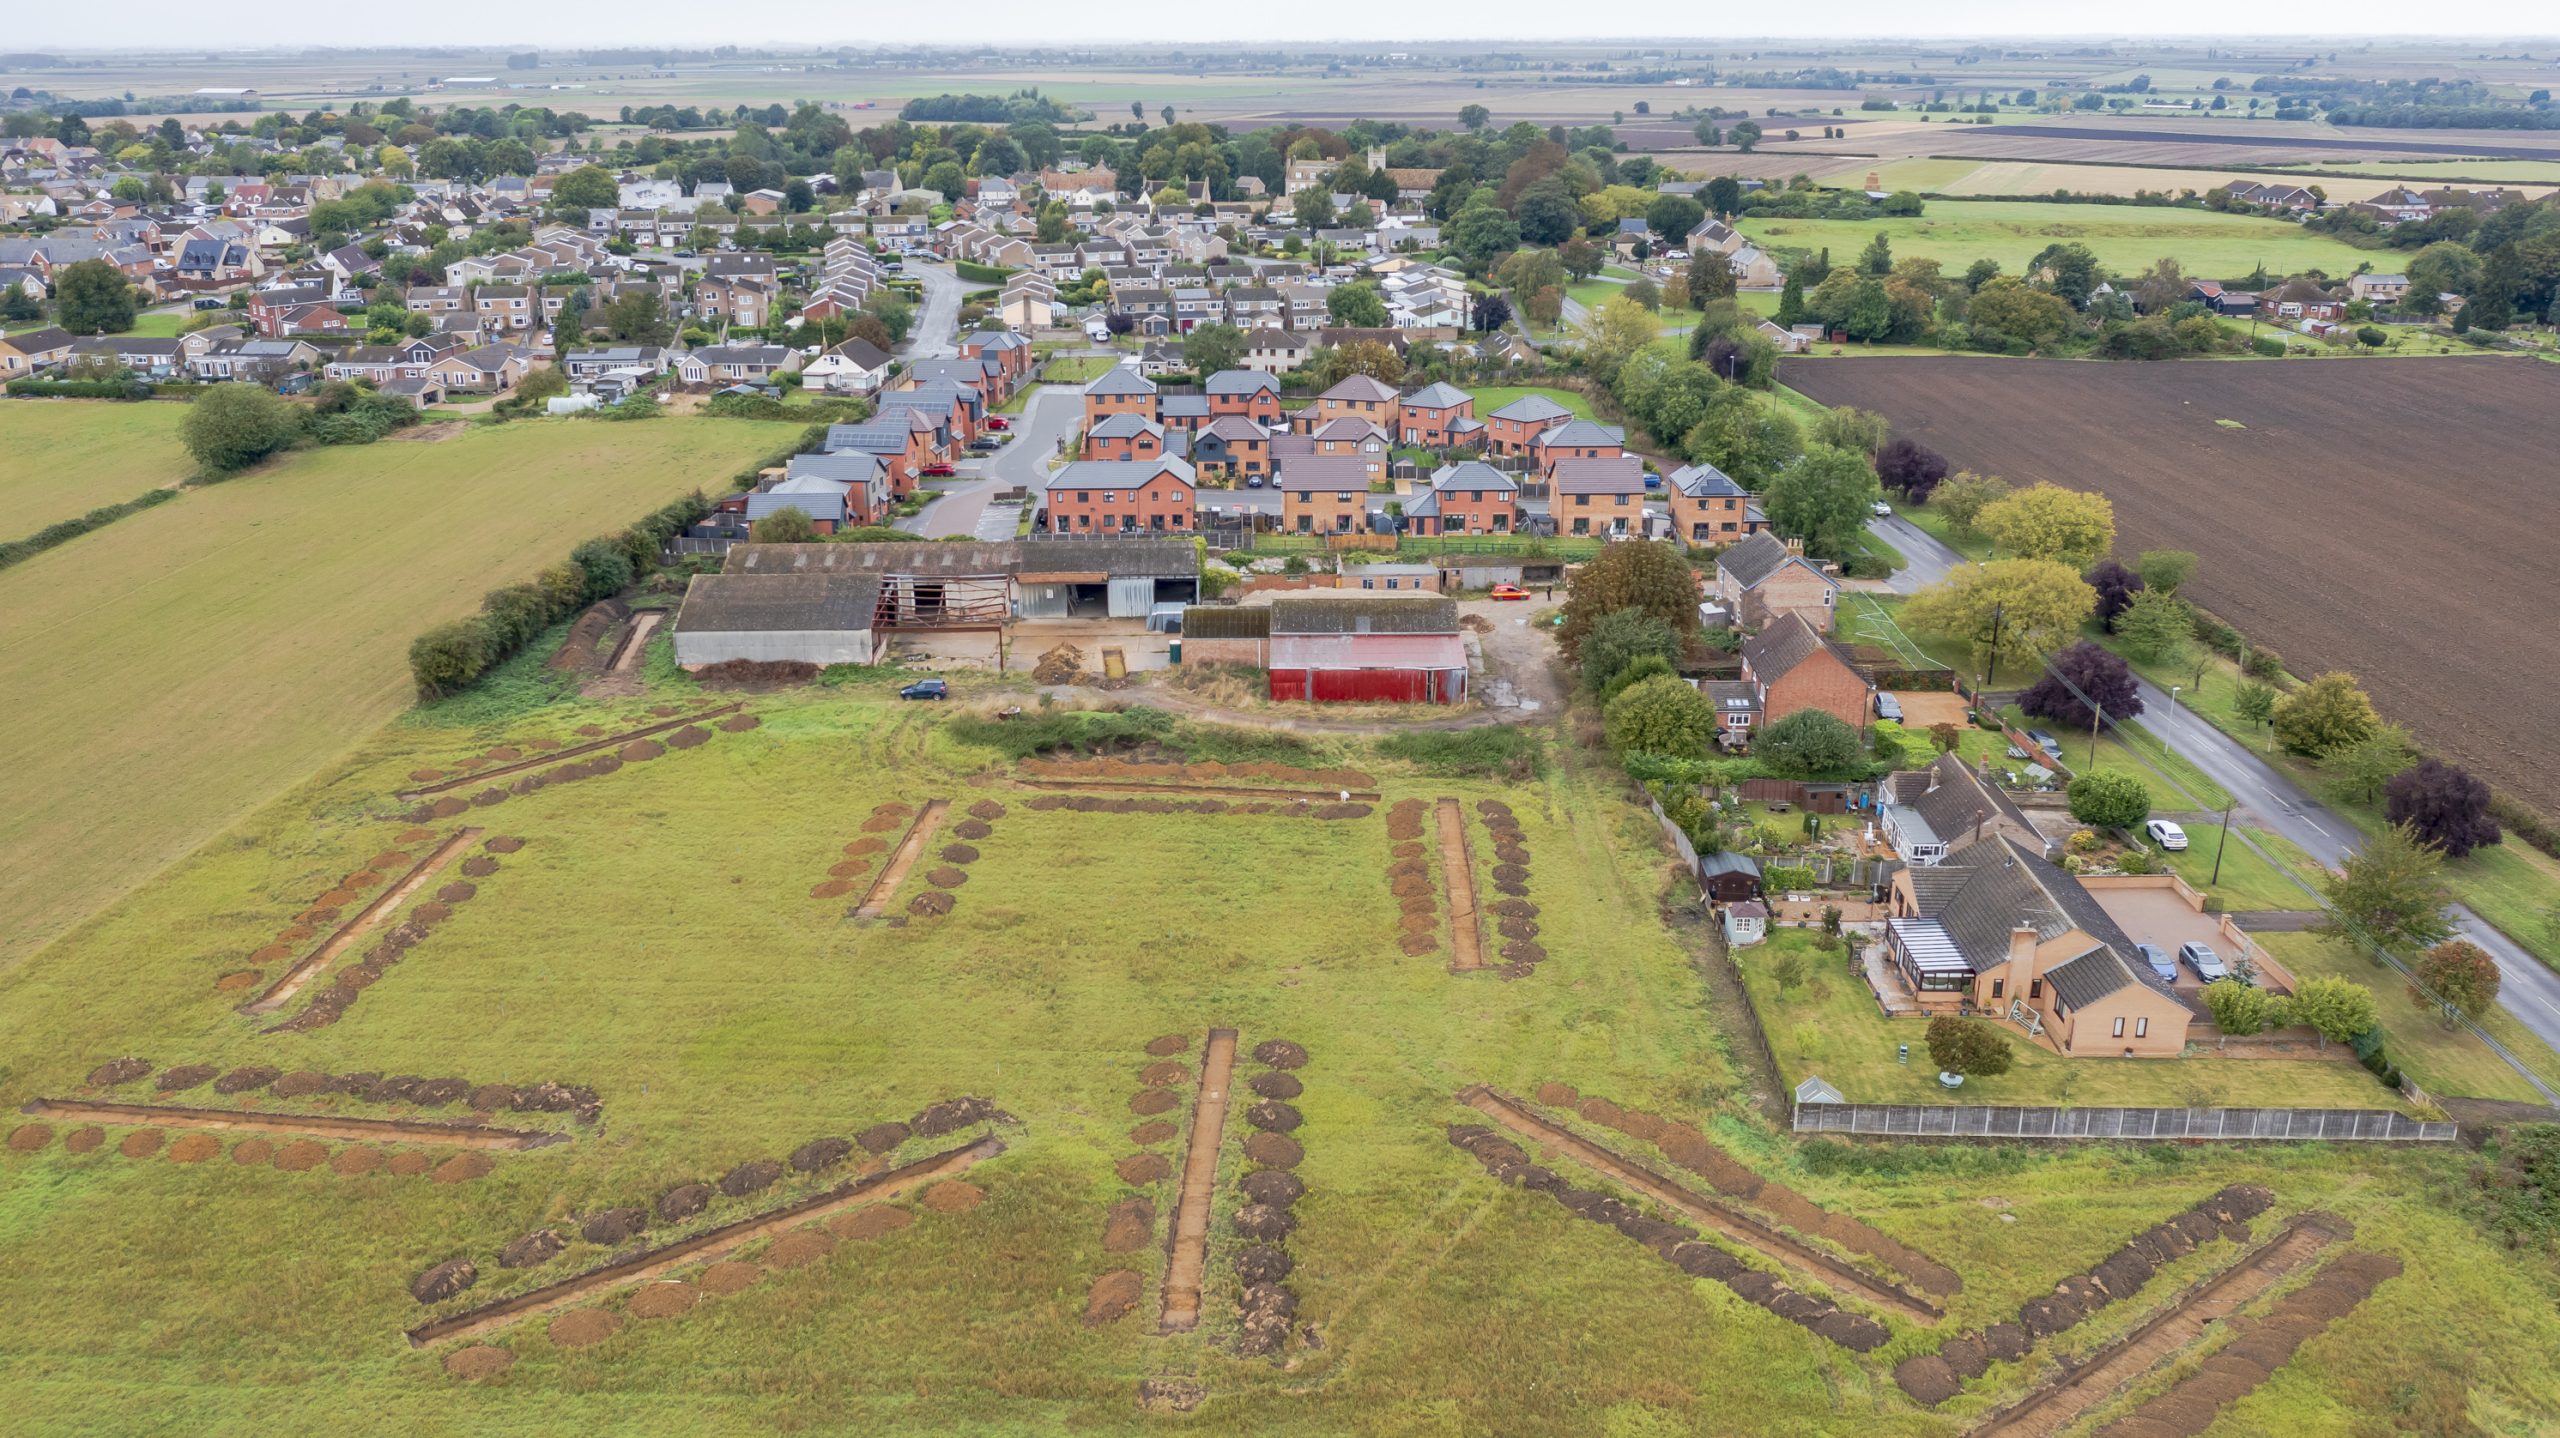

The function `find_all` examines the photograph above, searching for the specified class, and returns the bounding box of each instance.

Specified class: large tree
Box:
[2414,939,2501,1022]
[1558,539,1700,650]
[1604,674,1716,756]
[1645,192,1705,244]
[1762,444,1881,559]
[1873,437,1948,501]
[1976,482,2116,567]
[52,258,137,335]
[1757,708,1863,776]
[2271,671,2379,757]
[1180,322,1246,376]
[1325,282,1388,328]
[2113,589,2195,665]
[181,383,303,472]
[2085,558,2146,630]
[2386,758,2502,859]
[1578,608,1682,695]
[2066,770,2150,829]
[2019,640,2143,731]
[1926,1017,2013,1077]
[549,163,619,212]
[2323,823,2454,952]
[1931,471,2010,537]
[1901,558,2097,681]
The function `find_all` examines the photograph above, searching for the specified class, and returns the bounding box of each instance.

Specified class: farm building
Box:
[671,573,882,669]
[1181,604,1271,667]
[722,538,1198,621]
[1267,594,1467,705]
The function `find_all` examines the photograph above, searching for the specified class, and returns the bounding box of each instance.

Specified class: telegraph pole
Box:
[1977,603,2006,690]
[2211,798,2237,885]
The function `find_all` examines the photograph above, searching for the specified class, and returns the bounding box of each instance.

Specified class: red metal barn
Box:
[1265,595,1468,705]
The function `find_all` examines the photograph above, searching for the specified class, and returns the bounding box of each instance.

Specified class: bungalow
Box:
[801,337,893,395]
[2220,181,2319,213]
[1733,612,1872,735]
[1266,594,1467,705]
[1714,531,1837,633]
[1884,835,2191,1057]
[1043,456,1199,534]
[65,335,183,378]
[2348,272,2410,305]
[1877,753,2048,867]
[676,344,791,387]
[0,325,76,377]
[1551,456,1648,537]
[426,342,534,393]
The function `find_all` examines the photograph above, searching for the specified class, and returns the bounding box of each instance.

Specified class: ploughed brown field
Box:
[1783,356,2560,813]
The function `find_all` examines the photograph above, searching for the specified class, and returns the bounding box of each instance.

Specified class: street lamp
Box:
[2168,684,2183,719]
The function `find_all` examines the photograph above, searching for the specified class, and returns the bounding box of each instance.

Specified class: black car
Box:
[898,678,948,701]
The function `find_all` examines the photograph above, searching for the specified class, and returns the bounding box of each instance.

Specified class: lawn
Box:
[1041,355,1122,384]
[118,310,191,338]
[1739,930,2415,1111]
[1467,384,1595,420]
[0,399,198,535]
[4,679,2558,1433]
[2156,824,2315,912]
[2259,932,2560,1104]
[0,415,806,974]
[1736,198,2377,281]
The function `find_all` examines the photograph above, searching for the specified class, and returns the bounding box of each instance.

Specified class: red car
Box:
[922,464,955,477]
[984,416,1009,431]
[1489,583,1531,601]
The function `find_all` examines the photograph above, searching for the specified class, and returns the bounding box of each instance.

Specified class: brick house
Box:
[473,284,537,332]
[1310,417,1390,484]
[1308,373,1398,430]
[1735,612,1872,734]
[1086,413,1171,463]
[1533,419,1627,479]
[1277,455,1373,534]
[1203,369,1285,425]
[1043,457,1198,534]
[1714,531,1839,634]
[1877,754,2048,868]
[1083,365,1158,433]
[1669,461,1761,549]
[1406,460,1517,536]
[1190,416,1272,479]
[1395,381,1478,448]
[1884,834,2192,1057]
[1484,393,1574,457]
[1551,456,1648,537]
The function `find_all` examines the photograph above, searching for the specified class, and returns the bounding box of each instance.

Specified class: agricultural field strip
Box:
[405,1135,1003,1348]
[1969,1214,2343,1437]
[1459,1086,1941,1322]
[395,706,743,797]
[855,800,950,919]
[242,828,479,1016]
[1159,1028,1239,1335]
[19,1098,569,1149]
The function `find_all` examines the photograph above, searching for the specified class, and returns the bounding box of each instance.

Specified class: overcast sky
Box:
[15,5,2560,48]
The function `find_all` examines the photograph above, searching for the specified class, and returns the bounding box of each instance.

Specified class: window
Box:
[2112,1017,2126,1038]
[2029,979,2043,999]
[2135,1017,2149,1038]
[1991,978,2005,999]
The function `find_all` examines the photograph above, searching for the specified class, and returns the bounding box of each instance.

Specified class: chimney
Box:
[1783,537,1805,556]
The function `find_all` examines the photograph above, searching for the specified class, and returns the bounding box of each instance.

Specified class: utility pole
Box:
[1977,603,2005,691]
[2210,798,2236,885]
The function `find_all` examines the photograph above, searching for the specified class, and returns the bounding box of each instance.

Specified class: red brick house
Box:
[1533,419,1627,479]
[1086,413,1171,463]
[1407,460,1517,536]
[1308,373,1398,430]
[1043,457,1198,534]
[1083,365,1158,433]
[1204,369,1284,425]
[1485,392,1574,457]
[1734,612,1873,736]
[1551,456,1648,537]
[1670,462,1764,549]
[1395,381,1478,448]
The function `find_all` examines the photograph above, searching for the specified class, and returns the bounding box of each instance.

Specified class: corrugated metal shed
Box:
[1181,606,1272,639]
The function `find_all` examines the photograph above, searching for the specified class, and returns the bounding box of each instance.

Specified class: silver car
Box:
[2180,942,2231,983]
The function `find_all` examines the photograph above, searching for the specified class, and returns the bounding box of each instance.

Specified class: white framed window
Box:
[2135,1017,2149,1038]
[2112,1017,2126,1038]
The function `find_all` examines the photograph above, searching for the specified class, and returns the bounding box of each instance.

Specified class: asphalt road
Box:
[1875,512,2560,1080]
[904,385,1081,539]
[902,260,963,360]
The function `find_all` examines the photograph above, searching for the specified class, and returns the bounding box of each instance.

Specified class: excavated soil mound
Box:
[272,1139,329,1171]
[64,1126,105,1154]
[574,725,608,738]
[215,970,260,991]
[1494,880,1530,898]
[1145,1034,1191,1057]
[698,1261,764,1295]
[1389,874,1432,899]
[428,797,470,819]
[952,819,994,841]
[1492,864,1530,885]
[922,1181,983,1213]
[433,1152,494,1184]
[1399,894,1436,916]
[1246,1101,1302,1133]
[1894,1354,1961,1407]
[939,843,980,865]
[388,1151,433,1177]
[86,1057,152,1087]
[720,1160,784,1198]
[1232,1204,1298,1241]
[1141,1061,1190,1086]
[8,1124,53,1152]
[412,1259,478,1304]
[459,855,500,879]
[667,726,712,751]
[409,769,445,783]
[913,1097,1007,1136]
[1498,917,1540,940]
[656,1183,713,1223]
[827,859,872,879]
[484,835,526,855]
[1535,1083,1580,1108]
[1235,1244,1293,1285]
[226,1136,273,1165]
[829,1206,914,1242]
[1253,1040,1309,1070]
[1398,912,1438,936]
[1399,933,1439,956]
[411,901,454,926]
[1391,840,1426,861]
[1084,1269,1143,1326]
[215,1065,280,1095]
[1938,1336,1989,1380]
[810,879,855,899]
[907,892,955,916]
[436,882,478,905]
[767,1230,836,1269]
[119,1129,166,1158]
[1980,1322,2030,1361]
[1502,941,1547,966]
[616,740,664,762]
[968,801,1007,821]
[325,1145,382,1177]
[548,1309,622,1348]
[791,1137,853,1174]
[628,1281,698,1320]
[272,1071,336,1099]
[1102,1197,1156,1253]
[1130,1121,1178,1145]
[860,813,905,834]
[856,1122,911,1155]
[1386,857,1428,881]
[1242,1170,1306,1207]
[470,788,510,809]
[501,1230,567,1270]
[1243,1133,1303,1168]
[719,714,761,734]
[1129,1089,1179,1116]
[1116,1153,1173,1186]
[397,826,439,844]
[1249,1072,1303,1100]
[926,867,968,889]
[843,838,888,857]
[583,1208,647,1246]
[157,1064,217,1093]
[443,1345,513,1381]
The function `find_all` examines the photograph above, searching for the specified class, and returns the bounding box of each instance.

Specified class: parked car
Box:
[984,416,1009,431]
[1489,584,1530,601]
[1874,692,1903,722]
[1245,474,1265,488]
[898,678,948,701]
[922,464,955,477]
[968,437,1002,452]
[2179,942,2231,983]
[2146,819,2190,851]
[2136,944,2179,984]
[2028,729,2064,760]
[1871,500,1893,517]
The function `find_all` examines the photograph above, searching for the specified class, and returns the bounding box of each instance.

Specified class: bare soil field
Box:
[1783,357,2560,813]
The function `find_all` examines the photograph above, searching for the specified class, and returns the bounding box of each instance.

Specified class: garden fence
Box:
[1791,1103,2454,1143]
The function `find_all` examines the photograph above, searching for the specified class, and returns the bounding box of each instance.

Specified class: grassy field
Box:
[2259,932,2560,1105]
[0,415,804,975]
[2,671,2557,1433]
[0,399,198,534]
[1737,198,2377,280]
[2156,824,2314,912]
[1467,385,1595,420]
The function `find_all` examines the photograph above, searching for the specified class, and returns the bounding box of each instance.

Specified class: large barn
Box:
[670,573,882,669]
[1266,594,1467,704]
